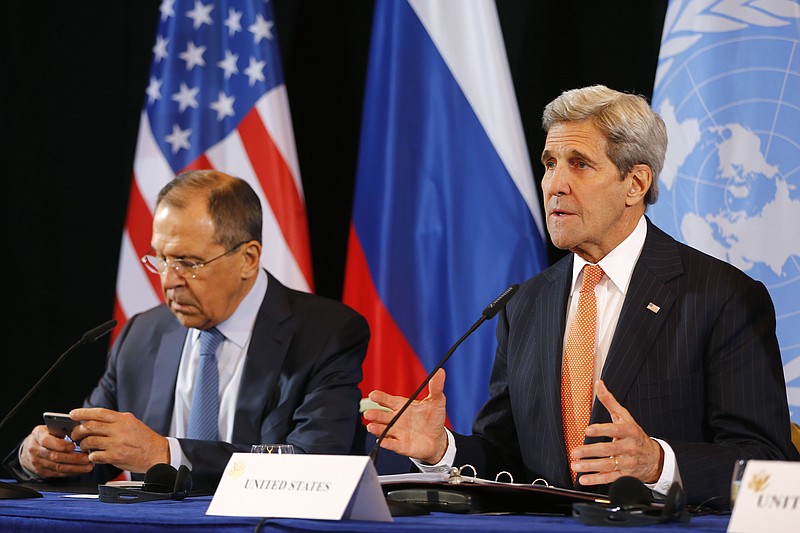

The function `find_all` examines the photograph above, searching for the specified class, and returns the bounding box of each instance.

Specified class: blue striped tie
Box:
[187,327,224,440]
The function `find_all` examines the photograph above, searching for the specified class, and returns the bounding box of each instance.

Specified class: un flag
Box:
[651,0,800,419]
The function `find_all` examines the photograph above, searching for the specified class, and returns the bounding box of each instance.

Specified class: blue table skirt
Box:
[0,491,730,532]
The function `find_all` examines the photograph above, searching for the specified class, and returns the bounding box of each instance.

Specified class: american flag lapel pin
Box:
[646,302,660,314]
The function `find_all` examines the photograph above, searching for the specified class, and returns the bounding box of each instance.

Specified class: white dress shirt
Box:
[166,269,268,469]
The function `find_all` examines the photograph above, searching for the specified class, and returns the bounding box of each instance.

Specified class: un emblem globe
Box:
[652,34,800,418]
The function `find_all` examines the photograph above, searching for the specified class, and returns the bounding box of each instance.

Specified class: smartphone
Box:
[43,412,79,439]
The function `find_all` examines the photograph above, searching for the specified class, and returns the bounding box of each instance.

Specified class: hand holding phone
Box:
[43,412,79,439]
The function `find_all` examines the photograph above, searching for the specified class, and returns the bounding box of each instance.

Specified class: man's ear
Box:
[240,240,262,279]
[626,164,652,206]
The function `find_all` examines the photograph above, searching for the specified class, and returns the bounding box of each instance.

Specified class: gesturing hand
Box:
[363,368,449,464]
[571,380,664,486]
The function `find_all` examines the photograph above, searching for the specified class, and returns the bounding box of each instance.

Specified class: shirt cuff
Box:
[646,437,682,497]
[16,445,44,481]
[410,428,456,473]
[166,437,192,471]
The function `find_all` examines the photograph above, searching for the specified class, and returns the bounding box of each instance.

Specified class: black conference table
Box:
[0,486,731,533]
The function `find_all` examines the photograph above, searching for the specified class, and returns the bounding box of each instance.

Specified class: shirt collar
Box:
[571,215,647,294]
[189,268,268,349]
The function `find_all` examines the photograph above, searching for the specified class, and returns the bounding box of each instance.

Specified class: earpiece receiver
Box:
[608,474,653,506]
[572,476,689,526]
[172,464,193,499]
[141,463,181,493]
[99,464,192,504]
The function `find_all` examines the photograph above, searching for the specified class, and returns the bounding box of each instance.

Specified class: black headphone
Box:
[572,476,690,526]
[98,464,193,504]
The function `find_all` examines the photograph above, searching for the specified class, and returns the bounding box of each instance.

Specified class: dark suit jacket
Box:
[6,272,368,491]
[454,218,798,507]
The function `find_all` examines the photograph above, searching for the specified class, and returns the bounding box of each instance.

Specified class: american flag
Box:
[114,0,313,336]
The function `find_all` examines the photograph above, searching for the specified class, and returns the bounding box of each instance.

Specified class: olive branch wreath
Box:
[657,0,799,81]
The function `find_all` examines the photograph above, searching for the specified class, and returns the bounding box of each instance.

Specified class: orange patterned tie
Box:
[561,264,604,481]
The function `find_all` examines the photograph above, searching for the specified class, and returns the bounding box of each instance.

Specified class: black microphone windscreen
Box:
[81,319,117,344]
[608,476,654,507]
[482,284,520,319]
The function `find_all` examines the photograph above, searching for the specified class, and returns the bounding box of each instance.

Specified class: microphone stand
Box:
[0,320,116,499]
[369,285,519,464]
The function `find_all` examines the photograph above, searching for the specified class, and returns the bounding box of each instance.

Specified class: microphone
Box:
[0,319,116,499]
[81,320,118,344]
[369,285,519,463]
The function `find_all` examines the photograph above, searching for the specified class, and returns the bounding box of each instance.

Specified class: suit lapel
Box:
[232,272,294,441]
[143,326,186,435]
[593,220,684,423]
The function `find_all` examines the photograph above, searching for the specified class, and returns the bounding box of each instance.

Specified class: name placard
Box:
[728,460,800,532]
[206,453,391,522]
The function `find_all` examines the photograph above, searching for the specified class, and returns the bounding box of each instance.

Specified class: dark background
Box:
[1,1,667,459]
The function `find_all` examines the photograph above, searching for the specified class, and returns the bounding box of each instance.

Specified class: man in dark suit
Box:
[363,85,798,508]
[10,170,368,490]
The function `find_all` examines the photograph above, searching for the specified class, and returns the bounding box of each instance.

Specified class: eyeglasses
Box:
[141,241,248,279]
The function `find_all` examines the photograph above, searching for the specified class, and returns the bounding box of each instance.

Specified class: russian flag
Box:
[343,0,548,433]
